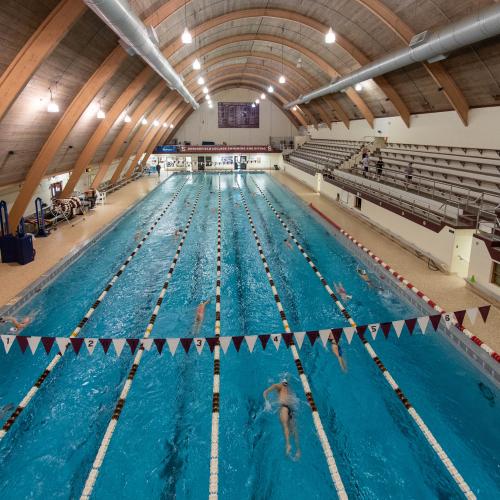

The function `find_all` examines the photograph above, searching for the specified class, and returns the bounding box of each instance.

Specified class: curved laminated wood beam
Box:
[90,81,166,188]
[352,0,469,125]
[159,8,402,125]
[183,51,336,128]
[61,67,154,196]
[123,97,185,178]
[174,33,371,125]
[110,92,179,182]
[8,47,128,229]
[0,0,86,122]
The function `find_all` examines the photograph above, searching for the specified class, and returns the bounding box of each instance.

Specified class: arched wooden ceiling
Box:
[1,0,500,227]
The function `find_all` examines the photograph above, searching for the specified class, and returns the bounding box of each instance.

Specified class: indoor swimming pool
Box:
[0,172,498,499]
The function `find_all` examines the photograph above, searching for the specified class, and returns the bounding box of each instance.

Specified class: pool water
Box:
[0,172,498,499]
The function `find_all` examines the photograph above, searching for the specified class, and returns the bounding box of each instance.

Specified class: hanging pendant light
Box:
[355,82,363,91]
[96,107,106,119]
[163,122,168,128]
[205,94,210,101]
[153,120,160,126]
[251,103,256,108]
[260,93,266,99]
[141,118,148,125]
[47,88,59,113]
[197,76,205,85]
[255,99,260,104]
[170,124,174,128]
[202,86,209,94]
[325,27,336,44]
[279,75,286,84]
[124,114,131,123]
[181,27,192,44]
[268,85,274,93]
[192,58,201,70]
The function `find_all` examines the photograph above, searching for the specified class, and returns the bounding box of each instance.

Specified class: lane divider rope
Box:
[235,177,348,500]
[311,204,499,365]
[80,183,204,499]
[0,176,188,440]
[209,174,222,499]
[250,177,475,499]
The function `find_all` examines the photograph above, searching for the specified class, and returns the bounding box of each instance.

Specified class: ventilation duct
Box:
[84,0,198,109]
[284,4,500,109]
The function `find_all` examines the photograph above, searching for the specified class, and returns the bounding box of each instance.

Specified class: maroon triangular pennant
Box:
[154,338,166,354]
[429,314,442,331]
[282,333,293,347]
[16,336,29,353]
[405,318,417,335]
[330,328,342,344]
[41,337,55,354]
[453,310,466,325]
[100,338,112,354]
[306,331,319,346]
[356,325,367,337]
[206,337,219,352]
[478,305,491,323]
[380,322,392,339]
[70,337,84,355]
[232,336,244,352]
[259,334,270,350]
[127,338,139,354]
[180,338,192,353]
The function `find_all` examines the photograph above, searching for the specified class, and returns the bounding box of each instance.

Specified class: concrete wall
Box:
[468,238,500,300]
[308,106,500,150]
[174,88,298,145]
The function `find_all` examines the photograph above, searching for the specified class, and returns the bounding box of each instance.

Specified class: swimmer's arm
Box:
[263,384,279,400]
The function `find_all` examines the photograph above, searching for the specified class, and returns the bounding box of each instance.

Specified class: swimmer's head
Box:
[281,379,288,387]
[360,269,367,275]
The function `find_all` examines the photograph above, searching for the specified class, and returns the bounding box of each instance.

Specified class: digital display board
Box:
[218,102,259,128]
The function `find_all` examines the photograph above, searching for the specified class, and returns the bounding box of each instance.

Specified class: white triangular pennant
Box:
[343,327,356,344]
[319,330,331,347]
[294,332,306,349]
[194,337,205,354]
[27,336,41,354]
[245,335,257,353]
[1,335,16,353]
[417,316,429,334]
[84,338,98,354]
[219,336,231,354]
[56,337,70,354]
[141,338,153,351]
[367,324,379,341]
[271,334,281,350]
[167,338,179,355]
[442,313,454,329]
[112,338,126,356]
[466,307,478,324]
[392,320,405,338]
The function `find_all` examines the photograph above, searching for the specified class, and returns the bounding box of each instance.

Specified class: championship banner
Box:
[178,145,273,154]
[0,306,490,357]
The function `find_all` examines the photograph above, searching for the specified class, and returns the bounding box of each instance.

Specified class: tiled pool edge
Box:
[0,173,179,318]
[309,203,500,387]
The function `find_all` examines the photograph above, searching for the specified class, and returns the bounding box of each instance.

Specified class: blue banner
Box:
[154,145,178,153]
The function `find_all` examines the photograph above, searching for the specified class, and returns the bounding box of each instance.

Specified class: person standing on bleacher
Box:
[362,153,370,178]
[376,157,384,179]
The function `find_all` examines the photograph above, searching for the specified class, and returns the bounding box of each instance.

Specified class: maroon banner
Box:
[178,145,274,154]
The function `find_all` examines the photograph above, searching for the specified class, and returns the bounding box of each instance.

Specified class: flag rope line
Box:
[209,174,222,499]
[0,176,188,440]
[234,176,348,500]
[310,204,499,365]
[80,183,204,499]
[249,177,475,499]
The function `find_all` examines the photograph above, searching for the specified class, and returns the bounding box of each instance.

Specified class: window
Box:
[355,196,362,210]
[493,262,500,287]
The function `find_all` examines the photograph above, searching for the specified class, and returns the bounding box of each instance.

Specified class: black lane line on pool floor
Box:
[248,176,475,499]
[0,176,189,441]
[209,174,222,499]
[234,176,348,500]
[80,184,204,499]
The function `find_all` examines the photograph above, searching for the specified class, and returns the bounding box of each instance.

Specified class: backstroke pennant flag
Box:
[70,337,84,355]
[16,336,29,354]
[112,338,126,357]
[28,336,41,355]
[166,338,178,355]
[343,327,356,344]
[85,338,98,355]
[380,322,392,339]
[180,338,193,354]
[2,335,16,353]
[259,334,270,350]
[392,320,405,338]
[367,324,379,340]
[429,314,442,331]
[417,316,429,334]
[232,336,244,352]
[194,337,205,354]
[466,307,478,324]
[245,335,258,353]
[271,334,282,350]
[479,305,491,323]
[219,336,232,354]
[405,318,417,335]
[56,337,71,355]
[141,338,154,351]
[294,332,306,349]
[319,330,331,347]
[42,336,55,354]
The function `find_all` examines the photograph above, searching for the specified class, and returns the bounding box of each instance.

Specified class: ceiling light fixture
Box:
[153,120,160,126]
[47,88,59,113]
[192,58,201,70]
[251,103,256,108]
[170,124,174,128]
[141,118,148,125]
[205,94,210,100]
[260,93,266,99]
[208,102,213,108]
[355,82,363,91]
[325,27,336,44]
[279,75,286,84]
[163,122,168,128]
[292,106,297,111]
[268,85,274,93]
[255,98,260,104]
[197,76,205,85]
[181,27,192,44]
[124,114,131,123]
[96,108,106,119]
[202,86,209,94]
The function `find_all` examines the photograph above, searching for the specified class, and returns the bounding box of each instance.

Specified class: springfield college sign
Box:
[178,145,273,154]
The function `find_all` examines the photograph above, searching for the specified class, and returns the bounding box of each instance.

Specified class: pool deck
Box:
[271,171,500,353]
[0,173,171,309]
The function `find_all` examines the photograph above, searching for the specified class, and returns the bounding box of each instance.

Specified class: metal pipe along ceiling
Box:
[285,3,500,109]
[84,0,199,109]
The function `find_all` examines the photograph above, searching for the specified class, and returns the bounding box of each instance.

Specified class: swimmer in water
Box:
[1,316,31,333]
[174,228,182,238]
[192,299,210,336]
[284,238,292,250]
[134,230,143,242]
[357,267,374,287]
[334,282,352,303]
[263,379,301,459]
[0,403,14,420]
[329,334,347,372]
